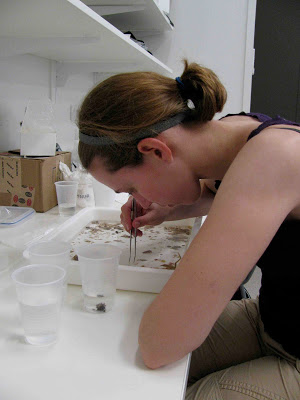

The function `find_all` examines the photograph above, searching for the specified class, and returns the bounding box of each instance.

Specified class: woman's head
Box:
[78,60,227,173]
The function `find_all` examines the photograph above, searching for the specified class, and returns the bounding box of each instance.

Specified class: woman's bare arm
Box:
[138,128,300,369]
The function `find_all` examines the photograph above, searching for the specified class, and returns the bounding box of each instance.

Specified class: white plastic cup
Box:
[25,241,71,271]
[24,240,72,299]
[54,181,78,216]
[76,244,122,313]
[91,178,116,207]
[11,264,66,346]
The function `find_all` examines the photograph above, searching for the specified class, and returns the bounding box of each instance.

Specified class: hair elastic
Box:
[175,76,185,89]
[79,112,187,146]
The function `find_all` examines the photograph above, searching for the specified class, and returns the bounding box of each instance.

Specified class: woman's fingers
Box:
[120,198,170,235]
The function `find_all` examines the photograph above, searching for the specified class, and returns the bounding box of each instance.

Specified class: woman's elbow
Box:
[140,349,162,370]
[138,321,165,369]
[139,340,164,370]
[138,332,163,369]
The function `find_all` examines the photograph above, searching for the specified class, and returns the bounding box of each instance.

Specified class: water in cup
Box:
[80,258,118,313]
[75,244,122,313]
[11,264,65,346]
[55,181,78,216]
[19,300,61,345]
[58,203,76,216]
[83,286,115,313]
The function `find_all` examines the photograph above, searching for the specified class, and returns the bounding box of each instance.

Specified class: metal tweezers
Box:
[129,198,137,264]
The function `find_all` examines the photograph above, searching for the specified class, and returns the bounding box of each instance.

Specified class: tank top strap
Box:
[247,116,300,141]
[215,114,300,190]
[220,111,272,122]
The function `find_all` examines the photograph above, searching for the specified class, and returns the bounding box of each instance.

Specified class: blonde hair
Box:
[78,60,227,171]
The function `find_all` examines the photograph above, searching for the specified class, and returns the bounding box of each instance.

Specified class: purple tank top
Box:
[217,112,300,357]
[221,111,300,138]
[215,112,300,190]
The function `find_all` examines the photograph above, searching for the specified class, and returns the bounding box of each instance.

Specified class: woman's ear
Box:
[137,138,173,162]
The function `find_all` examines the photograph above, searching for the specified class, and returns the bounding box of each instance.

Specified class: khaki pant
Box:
[186,299,300,399]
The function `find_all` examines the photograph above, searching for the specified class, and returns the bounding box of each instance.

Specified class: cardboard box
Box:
[0,150,71,212]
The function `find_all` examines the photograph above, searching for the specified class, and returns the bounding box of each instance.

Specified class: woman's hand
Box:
[120,182,215,236]
[120,197,170,237]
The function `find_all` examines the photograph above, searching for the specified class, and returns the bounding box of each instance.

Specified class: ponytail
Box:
[177,60,227,122]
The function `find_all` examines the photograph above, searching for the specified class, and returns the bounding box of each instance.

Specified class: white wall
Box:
[0,0,255,152]
[147,0,256,117]
[0,55,50,152]
[0,54,94,152]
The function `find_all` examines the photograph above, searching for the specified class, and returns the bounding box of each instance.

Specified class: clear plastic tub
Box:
[0,206,36,227]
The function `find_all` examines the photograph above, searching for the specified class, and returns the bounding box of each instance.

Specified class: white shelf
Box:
[82,0,173,34]
[0,0,172,75]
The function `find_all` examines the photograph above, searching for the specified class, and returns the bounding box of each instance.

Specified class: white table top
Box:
[0,206,190,400]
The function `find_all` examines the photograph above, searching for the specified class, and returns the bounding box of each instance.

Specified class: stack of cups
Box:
[11,264,66,346]
[12,240,72,346]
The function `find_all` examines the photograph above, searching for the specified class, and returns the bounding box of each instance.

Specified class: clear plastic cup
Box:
[25,240,71,273]
[75,244,122,313]
[24,241,72,299]
[91,177,116,207]
[54,181,78,216]
[11,264,66,346]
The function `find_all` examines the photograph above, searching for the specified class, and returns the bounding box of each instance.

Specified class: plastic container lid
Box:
[0,206,36,227]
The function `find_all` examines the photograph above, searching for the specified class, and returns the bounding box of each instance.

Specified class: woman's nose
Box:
[133,194,152,209]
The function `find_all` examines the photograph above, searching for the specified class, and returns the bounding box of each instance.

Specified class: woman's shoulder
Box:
[228,126,300,208]
[220,114,258,124]
[243,123,300,154]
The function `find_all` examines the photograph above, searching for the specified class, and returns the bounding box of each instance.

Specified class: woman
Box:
[78,61,300,399]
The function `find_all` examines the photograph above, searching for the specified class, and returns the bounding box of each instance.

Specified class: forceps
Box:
[129,198,137,264]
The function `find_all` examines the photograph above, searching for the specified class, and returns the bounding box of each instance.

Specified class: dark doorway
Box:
[251,0,300,122]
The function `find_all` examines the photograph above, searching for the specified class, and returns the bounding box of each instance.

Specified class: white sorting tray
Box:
[40,207,195,293]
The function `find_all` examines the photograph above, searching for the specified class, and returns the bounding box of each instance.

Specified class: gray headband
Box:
[79,112,187,146]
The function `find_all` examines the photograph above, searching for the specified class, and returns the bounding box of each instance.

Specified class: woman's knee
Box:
[186,356,300,400]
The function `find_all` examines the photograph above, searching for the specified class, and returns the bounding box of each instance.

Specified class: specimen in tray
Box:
[70,220,192,270]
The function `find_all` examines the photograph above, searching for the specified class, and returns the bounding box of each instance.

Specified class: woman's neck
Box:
[171,117,261,180]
